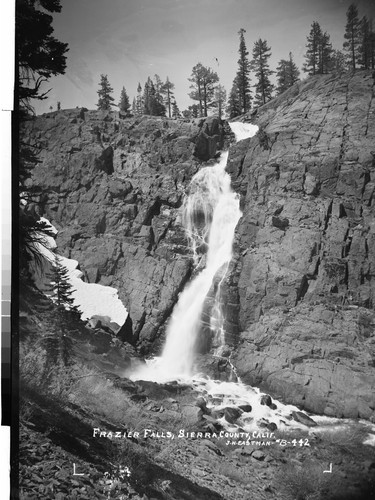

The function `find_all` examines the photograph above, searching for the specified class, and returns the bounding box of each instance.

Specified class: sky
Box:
[31,0,375,114]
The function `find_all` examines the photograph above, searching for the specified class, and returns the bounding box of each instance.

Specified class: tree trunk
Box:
[203,83,208,117]
[352,29,356,70]
[167,87,171,118]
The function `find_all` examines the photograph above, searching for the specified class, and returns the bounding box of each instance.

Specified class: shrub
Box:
[276,460,340,500]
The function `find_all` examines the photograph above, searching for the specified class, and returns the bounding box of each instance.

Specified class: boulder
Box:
[134,381,172,400]
[181,405,204,425]
[251,450,266,461]
[196,397,209,413]
[291,411,317,427]
[224,407,242,424]
[194,116,225,161]
[113,378,138,394]
[260,395,273,408]
[239,404,252,413]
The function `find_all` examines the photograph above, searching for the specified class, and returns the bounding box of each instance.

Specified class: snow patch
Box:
[58,255,128,326]
[34,219,128,327]
[229,122,259,142]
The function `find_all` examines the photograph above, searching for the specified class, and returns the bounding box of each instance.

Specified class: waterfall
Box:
[132,121,258,381]
[160,151,242,375]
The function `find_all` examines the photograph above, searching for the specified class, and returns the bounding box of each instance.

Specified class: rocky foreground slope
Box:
[25,70,375,419]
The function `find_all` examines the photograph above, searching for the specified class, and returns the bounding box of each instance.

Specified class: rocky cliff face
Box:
[226,71,375,419]
[25,71,375,419]
[25,112,227,349]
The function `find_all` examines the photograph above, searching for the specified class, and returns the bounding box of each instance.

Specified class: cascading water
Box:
[133,122,258,381]
[160,151,242,375]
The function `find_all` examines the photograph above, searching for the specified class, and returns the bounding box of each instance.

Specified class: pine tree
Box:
[40,328,74,373]
[188,63,203,117]
[143,77,165,116]
[371,31,375,70]
[343,4,361,70]
[132,97,137,116]
[288,52,300,85]
[251,38,274,107]
[182,104,201,119]
[40,257,81,376]
[142,77,151,114]
[235,28,252,114]
[188,63,219,117]
[304,23,334,75]
[330,49,347,73]
[318,31,333,74]
[136,83,143,115]
[17,0,68,273]
[359,16,373,69]
[118,86,130,115]
[276,52,300,94]
[19,216,58,272]
[303,21,323,75]
[161,76,175,118]
[97,74,115,110]
[276,59,289,94]
[171,99,181,119]
[153,75,166,116]
[46,256,79,312]
[154,74,163,94]
[226,76,242,118]
[17,0,69,115]
[213,84,227,118]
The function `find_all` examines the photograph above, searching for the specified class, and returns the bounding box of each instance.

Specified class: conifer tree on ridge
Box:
[171,98,181,119]
[303,21,323,75]
[227,76,242,118]
[161,76,175,118]
[358,16,375,69]
[97,74,115,110]
[251,38,274,106]
[118,86,131,115]
[276,52,300,95]
[235,28,252,114]
[188,63,219,117]
[343,3,361,70]
[213,84,227,118]
[136,83,143,116]
[303,22,333,75]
